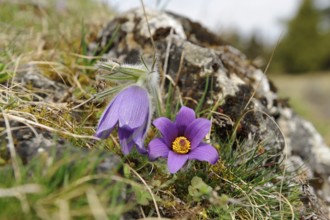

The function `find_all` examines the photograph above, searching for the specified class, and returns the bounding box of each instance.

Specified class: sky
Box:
[106,0,305,44]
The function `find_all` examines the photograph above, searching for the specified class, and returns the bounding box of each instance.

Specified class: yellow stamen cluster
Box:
[172,136,191,154]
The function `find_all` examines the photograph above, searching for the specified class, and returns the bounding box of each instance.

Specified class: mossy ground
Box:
[0,1,306,219]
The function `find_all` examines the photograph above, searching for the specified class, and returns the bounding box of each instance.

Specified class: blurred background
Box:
[107,0,330,145]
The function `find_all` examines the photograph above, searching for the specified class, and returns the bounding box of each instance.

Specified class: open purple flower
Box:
[148,106,219,174]
[95,85,150,155]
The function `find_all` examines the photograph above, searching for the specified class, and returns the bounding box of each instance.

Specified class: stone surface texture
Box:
[90,8,330,218]
[15,64,69,103]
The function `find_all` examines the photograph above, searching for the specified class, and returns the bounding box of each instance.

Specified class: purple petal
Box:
[188,143,219,164]
[148,138,170,160]
[184,118,211,149]
[132,132,148,154]
[130,113,150,154]
[94,129,112,139]
[95,95,122,139]
[118,127,135,155]
[185,118,211,149]
[119,124,149,155]
[175,106,196,135]
[167,151,189,174]
[118,86,150,129]
[153,117,178,145]
[133,132,148,154]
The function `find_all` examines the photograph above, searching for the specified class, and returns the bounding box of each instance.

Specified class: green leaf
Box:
[188,176,213,201]
[0,63,5,72]
[0,71,12,83]
[123,163,131,178]
[132,186,152,205]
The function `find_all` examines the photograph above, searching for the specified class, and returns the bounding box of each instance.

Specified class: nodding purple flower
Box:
[95,85,151,155]
[148,106,219,174]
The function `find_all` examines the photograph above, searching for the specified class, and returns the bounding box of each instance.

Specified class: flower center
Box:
[172,136,191,154]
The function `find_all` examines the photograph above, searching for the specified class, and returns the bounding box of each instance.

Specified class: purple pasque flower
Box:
[95,85,151,155]
[148,106,219,174]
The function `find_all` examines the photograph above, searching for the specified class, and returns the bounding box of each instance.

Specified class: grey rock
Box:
[91,8,330,217]
[0,120,121,172]
[14,64,69,102]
